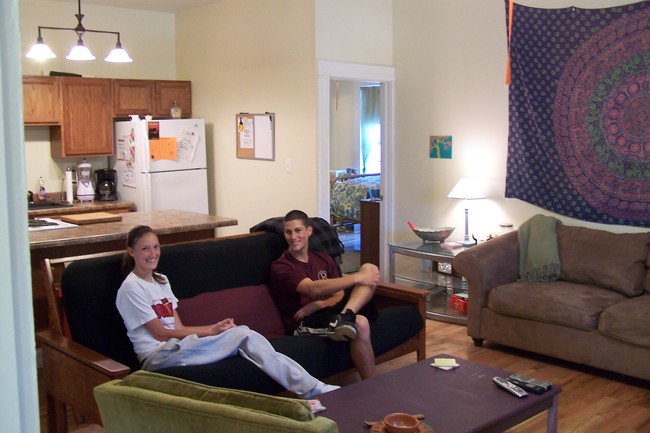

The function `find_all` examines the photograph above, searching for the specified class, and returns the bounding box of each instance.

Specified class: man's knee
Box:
[355,315,371,339]
[360,263,379,273]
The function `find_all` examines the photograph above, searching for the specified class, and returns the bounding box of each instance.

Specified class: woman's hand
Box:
[211,318,236,335]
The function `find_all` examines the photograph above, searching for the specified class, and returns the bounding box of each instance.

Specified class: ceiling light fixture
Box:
[25,0,133,63]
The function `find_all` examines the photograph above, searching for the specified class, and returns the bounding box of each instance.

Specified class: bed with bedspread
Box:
[330,173,380,224]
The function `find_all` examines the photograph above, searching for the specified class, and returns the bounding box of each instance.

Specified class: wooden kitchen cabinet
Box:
[113,79,192,118]
[22,76,62,125]
[112,79,155,116]
[154,80,192,118]
[51,77,114,157]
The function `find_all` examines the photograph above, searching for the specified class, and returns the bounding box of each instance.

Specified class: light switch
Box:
[285,158,292,173]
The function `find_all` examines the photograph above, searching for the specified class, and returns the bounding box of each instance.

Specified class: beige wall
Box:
[315,0,393,65]
[392,0,647,239]
[330,80,359,172]
[21,0,176,194]
[176,0,317,235]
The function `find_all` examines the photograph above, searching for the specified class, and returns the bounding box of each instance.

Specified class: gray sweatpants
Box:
[141,325,320,396]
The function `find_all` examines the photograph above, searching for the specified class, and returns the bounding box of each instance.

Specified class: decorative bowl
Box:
[408,221,455,242]
[383,413,420,433]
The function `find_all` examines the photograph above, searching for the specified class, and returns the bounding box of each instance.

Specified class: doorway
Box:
[317,61,395,278]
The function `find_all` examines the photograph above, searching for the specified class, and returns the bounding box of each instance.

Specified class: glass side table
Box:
[388,241,468,324]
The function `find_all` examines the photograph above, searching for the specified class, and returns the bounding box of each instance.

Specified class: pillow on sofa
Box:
[120,370,315,421]
[177,285,286,339]
[557,225,650,297]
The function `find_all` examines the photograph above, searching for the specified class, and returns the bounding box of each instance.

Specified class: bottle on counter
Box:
[170,100,182,119]
[64,167,74,204]
[37,176,46,202]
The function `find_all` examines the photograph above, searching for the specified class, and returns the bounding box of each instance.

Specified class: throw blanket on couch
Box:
[518,214,561,282]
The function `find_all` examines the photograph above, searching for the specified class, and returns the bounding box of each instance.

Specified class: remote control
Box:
[493,377,528,398]
[508,374,552,394]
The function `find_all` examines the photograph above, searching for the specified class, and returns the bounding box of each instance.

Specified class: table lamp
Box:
[446,178,485,247]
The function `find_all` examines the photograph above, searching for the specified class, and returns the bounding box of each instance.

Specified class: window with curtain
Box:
[360,85,381,174]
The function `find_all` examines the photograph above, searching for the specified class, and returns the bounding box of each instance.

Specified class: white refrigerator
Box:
[112,118,209,214]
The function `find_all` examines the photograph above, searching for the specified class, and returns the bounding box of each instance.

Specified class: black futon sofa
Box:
[37,230,427,433]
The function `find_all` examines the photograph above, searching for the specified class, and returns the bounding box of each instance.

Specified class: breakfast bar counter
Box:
[28,199,136,219]
[29,209,238,249]
[30,209,238,330]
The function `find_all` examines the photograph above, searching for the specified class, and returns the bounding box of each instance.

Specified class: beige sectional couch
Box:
[453,223,650,381]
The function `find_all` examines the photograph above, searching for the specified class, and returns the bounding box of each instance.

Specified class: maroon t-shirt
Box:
[269,250,341,333]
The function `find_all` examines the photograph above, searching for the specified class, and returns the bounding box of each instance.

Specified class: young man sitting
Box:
[269,210,380,379]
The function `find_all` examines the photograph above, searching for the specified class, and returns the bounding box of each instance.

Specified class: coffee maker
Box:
[94,169,117,201]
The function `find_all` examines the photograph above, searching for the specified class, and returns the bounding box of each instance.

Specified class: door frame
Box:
[317,60,395,277]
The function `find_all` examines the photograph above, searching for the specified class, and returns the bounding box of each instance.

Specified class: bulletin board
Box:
[236,113,275,160]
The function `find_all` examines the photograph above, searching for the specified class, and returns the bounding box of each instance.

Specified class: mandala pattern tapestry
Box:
[505,1,650,227]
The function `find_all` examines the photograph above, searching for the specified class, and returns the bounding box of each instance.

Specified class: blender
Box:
[76,159,95,202]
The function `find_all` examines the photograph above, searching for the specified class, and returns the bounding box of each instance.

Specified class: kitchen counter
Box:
[28,199,136,218]
[30,209,238,331]
[29,209,237,249]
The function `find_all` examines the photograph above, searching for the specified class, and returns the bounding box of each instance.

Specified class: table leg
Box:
[546,394,559,433]
[388,246,395,283]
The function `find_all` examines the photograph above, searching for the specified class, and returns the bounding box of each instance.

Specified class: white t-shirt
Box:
[116,272,178,362]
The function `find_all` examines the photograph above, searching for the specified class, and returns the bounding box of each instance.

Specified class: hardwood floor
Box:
[39,319,650,433]
[376,320,650,433]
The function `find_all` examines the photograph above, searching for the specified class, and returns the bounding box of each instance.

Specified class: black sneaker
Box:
[328,309,357,341]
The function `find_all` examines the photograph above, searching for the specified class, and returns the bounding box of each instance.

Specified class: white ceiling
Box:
[51,0,220,13]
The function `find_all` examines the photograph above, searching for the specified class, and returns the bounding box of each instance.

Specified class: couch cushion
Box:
[488,280,627,331]
[62,253,141,372]
[599,294,650,348]
[177,285,286,340]
[271,305,424,379]
[158,233,287,300]
[121,370,314,421]
[157,305,423,394]
[557,225,650,297]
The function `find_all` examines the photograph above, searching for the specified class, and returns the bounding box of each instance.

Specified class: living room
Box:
[21,0,647,241]
[4,0,649,431]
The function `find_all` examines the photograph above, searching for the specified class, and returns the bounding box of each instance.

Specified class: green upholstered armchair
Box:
[94,371,339,433]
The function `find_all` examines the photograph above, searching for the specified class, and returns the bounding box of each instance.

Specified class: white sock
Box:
[301,382,340,399]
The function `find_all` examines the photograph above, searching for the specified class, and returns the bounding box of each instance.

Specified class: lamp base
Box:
[460,238,476,248]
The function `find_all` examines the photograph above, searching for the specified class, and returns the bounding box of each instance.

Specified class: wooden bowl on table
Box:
[383,412,420,433]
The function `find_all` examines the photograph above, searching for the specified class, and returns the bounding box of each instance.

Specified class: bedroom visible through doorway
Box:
[330,81,382,275]
[317,60,394,278]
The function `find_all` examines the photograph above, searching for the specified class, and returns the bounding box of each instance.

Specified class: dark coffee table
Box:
[317,355,560,433]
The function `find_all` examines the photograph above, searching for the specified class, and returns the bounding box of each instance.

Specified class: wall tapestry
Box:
[505,1,650,227]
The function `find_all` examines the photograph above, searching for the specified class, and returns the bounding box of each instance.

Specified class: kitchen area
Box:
[24,75,238,332]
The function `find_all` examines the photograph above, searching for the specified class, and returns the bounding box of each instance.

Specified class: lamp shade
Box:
[446,178,485,200]
[66,39,96,60]
[25,38,56,60]
[104,47,133,63]
[104,40,132,63]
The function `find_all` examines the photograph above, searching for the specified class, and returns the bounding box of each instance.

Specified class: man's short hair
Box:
[283,209,311,227]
